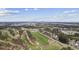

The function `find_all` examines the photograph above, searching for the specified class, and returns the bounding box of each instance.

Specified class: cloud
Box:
[0,8,20,16]
[33,8,38,11]
[8,10,19,13]
[38,11,79,22]
[25,8,28,11]
[25,8,38,11]
[63,10,77,13]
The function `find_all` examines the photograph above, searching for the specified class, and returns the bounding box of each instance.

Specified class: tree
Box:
[52,28,59,35]
[58,33,69,44]
[39,29,43,32]
[44,27,51,32]
[74,33,79,37]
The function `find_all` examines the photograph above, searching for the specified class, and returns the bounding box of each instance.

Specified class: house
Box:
[75,41,79,49]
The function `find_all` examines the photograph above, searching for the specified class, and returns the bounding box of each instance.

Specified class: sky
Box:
[0,8,79,22]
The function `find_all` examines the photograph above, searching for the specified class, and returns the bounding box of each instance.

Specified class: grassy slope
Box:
[31,32,62,50]
[31,32,48,45]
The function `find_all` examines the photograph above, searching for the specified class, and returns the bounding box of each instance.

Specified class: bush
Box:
[44,27,51,32]
[61,47,73,50]
[74,33,79,37]
[0,31,9,40]
[27,30,36,42]
[58,33,69,44]
[8,29,15,36]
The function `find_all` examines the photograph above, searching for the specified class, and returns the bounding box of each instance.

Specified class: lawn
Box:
[31,32,49,45]
[31,32,63,50]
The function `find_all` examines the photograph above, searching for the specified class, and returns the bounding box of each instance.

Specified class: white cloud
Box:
[40,12,79,22]
[63,10,77,13]
[33,8,38,11]
[8,10,19,13]
[0,8,20,16]
[25,8,28,11]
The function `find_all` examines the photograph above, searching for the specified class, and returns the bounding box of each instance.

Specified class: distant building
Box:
[61,30,79,35]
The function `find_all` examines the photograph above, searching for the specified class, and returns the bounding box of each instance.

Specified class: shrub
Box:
[61,47,73,50]
[58,33,69,44]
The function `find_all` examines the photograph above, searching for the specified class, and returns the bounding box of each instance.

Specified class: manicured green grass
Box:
[31,32,49,45]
